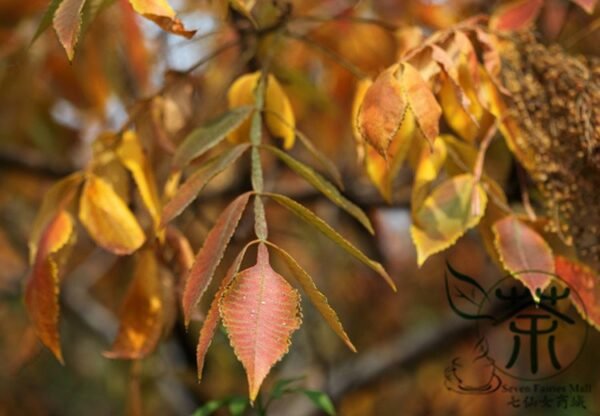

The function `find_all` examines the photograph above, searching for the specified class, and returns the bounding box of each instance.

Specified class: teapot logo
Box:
[444,262,588,392]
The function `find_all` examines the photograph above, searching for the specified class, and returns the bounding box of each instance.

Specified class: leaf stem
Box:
[473,122,497,181]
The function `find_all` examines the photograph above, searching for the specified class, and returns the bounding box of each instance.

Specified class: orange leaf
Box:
[555,256,600,329]
[79,174,146,255]
[127,0,195,38]
[401,62,441,147]
[53,0,86,60]
[220,244,302,402]
[492,215,554,301]
[490,0,543,32]
[104,249,163,359]
[196,241,256,380]
[25,210,74,363]
[357,64,407,158]
[181,192,252,325]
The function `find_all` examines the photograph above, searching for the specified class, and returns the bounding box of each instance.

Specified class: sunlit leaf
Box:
[174,106,253,167]
[267,242,356,352]
[351,78,373,163]
[220,244,302,402]
[196,241,256,380]
[182,192,252,325]
[25,210,74,363]
[104,249,163,359]
[230,0,257,25]
[127,0,196,38]
[490,0,543,31]
[162,144,250,225]
[53,0,86,60]
[411,139,447,217]
[555,256,600,329]
[263,145,373,234]
[78,174,145,255]
[357,64,406,158]
[29,172,83,263]
[228,72,296,149]
[410,174,487,266]
[117,130,161,230]
[401,62,441,147]
[265,193,396,291]
[492,215,554,301]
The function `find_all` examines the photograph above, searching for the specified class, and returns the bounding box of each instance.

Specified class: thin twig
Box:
[474,122,497,181]
[283,31,367,79]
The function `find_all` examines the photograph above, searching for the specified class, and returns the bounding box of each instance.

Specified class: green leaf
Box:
[264,193,396,291]
[302,390,336,416]
[227,397,249,415]
[32,0,64,44]
[263,144,374,234]
[266,241,356,352]
[174,106,253,167]
[161,144,250,225]
[270,377,305,399]
[192,400,224,416]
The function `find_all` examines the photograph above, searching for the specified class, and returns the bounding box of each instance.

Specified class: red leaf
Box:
[555,256,600,329]
[491,0,543,31]
[53,0,86,60]
[196,241,256,380]
[220,244,302,402]
[181,192,251,325]
[493,216,554,300]
[25,210,74,363]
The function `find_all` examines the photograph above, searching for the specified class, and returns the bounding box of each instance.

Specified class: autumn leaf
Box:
[220,243,302,402]
[196,241,257,380]
[401,62,441,147]
[53,0,87,60]
[78,174,146,255]
[117,130,162,231]
[173,107,253,167]
[181,192,252,326]
[411,138,447,217]
[267,242,356,352]
[492,215,554,301]
[104,249,164,359]
[25,210,75,363]
[127,0,196,38]
[356,64,406,158]
[265,193,396,291]
[162,144,250,225]
[29,172,83,263]
[228,72,296,149]
[490,0,543,31]
[410,174,487,266]
[555,256,600,329]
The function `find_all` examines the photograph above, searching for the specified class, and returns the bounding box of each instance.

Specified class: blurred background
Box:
[1,0,599,415]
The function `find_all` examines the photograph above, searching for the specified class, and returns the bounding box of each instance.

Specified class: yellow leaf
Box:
[117,130,161,231]
[411,174,487,266]
[411,138,447,217]
[79,174,145,255]
[352,78,373,163]
[104,249,163,359]
[227,72,296,149]
[128,0,195,38]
